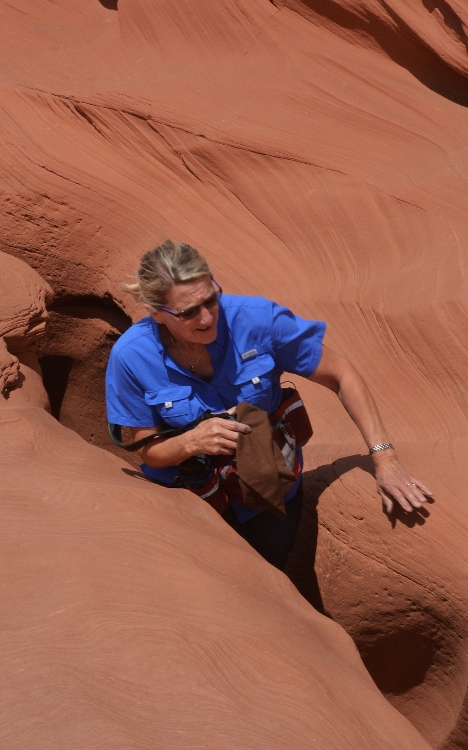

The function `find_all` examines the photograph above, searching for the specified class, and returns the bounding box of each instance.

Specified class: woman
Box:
[106,240,432,569]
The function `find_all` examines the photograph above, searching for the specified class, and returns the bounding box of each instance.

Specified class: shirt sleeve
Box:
[270,301,326,377]
[105,348,162,428]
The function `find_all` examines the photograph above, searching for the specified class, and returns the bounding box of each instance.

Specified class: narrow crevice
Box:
[38,295,131,424]
[73,104,106,137]
[39,355,73,420]
[49,294,132,334]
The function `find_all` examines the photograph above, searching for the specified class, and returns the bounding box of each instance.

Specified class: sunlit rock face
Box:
[0,252,435,750]
[0,1,467,747]
[0,251,53,351]
[0,251,53,405]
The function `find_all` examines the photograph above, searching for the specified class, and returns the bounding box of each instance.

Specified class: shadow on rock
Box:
[285,453,434,612]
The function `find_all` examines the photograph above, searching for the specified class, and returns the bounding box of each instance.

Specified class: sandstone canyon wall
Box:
[1,1,468,748]
[0,250,434,749]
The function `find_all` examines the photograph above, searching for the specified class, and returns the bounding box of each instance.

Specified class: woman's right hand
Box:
[185,417,251,456]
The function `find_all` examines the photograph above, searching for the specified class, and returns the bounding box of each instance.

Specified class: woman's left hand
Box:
[373,455,433,514]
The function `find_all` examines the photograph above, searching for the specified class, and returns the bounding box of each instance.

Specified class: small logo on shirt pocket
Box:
[241,348,258,360]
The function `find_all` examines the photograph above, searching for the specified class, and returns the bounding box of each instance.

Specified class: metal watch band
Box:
[369,443,394,454]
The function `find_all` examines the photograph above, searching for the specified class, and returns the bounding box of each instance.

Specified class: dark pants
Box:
[222,483,303,570]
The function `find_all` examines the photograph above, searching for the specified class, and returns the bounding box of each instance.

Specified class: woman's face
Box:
[151,276,220,346]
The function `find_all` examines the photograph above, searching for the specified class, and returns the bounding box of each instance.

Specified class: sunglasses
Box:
[159,278,222,322]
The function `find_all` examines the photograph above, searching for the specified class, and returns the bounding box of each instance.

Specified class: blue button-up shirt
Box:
[106,294,326,520]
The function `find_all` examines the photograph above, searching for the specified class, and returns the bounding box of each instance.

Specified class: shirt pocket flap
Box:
[227,353,275,386]
[144,386,192,419]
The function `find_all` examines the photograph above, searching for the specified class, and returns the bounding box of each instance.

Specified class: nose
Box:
[198,304,215,326]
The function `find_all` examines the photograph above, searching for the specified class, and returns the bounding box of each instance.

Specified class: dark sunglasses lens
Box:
[179,309,198,321]
[178,293,220,321]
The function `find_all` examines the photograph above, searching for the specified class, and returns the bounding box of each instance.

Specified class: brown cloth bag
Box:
[235,402,296,520]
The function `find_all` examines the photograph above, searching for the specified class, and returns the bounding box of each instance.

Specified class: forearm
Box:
[130,417,250,468]
[308,345,433,511]
[336,367,397,463]
[308,345,396,464]
[130,428,195,468]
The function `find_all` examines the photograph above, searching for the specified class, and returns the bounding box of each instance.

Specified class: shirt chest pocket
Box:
[145,385,193,427]
[228,353,276,410]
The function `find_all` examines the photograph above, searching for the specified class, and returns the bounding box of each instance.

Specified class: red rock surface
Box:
[0,251,433,749]
[1,1,468,747]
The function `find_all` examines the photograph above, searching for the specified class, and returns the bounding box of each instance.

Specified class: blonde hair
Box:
[122,239,212,310]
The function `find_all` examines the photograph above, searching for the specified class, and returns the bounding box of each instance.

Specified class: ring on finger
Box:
[407,482,417,487]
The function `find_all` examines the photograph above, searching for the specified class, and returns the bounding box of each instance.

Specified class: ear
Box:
[143,304,161,322]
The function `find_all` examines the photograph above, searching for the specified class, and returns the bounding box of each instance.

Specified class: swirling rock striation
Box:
[0,1,468,747]
[0,250,433,748]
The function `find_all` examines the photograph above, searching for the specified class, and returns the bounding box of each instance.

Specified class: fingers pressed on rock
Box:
[387,486,413,513]
[403,482,429,507]
[379,491,394,515]
[410,491,426,507]
[415,480,433,497]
